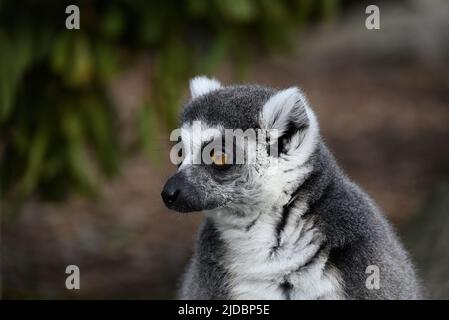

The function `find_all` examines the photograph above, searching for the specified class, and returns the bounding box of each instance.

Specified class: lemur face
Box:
[161,77,319,213]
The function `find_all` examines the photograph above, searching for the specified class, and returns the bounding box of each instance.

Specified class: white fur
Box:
[189,76,222,99]
[208,200,345,300]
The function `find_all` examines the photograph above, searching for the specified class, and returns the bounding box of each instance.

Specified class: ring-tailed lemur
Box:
[161,76,422,300]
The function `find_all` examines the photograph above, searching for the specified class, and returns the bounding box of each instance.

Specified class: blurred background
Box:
[1,0,448,299]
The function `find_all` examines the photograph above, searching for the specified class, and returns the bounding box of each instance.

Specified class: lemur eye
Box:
[210,150,228,167]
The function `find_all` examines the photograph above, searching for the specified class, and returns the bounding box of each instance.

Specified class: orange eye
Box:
[211,151,228,166]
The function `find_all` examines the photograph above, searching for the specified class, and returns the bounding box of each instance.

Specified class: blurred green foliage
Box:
[0,0,338,202]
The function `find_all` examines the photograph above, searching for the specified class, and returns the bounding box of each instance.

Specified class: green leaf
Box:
[215,0,257,22]
[198,32,231,74]
[68,35,94,86]
[320,0,339,20]
[18,126,49,196]
[94,41,120,81]
[61,108,98,195]
[101,5,125,39]
[0,28,34,122]
[51,33,71,75]
[81,95,120,176]
[137,102,161,166]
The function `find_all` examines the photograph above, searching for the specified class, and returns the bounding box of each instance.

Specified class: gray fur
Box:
[165,80,422,300]
[181,85,274,130]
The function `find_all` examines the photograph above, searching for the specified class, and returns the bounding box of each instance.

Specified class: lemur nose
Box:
[162,172,199,212]
[161,186,180,206]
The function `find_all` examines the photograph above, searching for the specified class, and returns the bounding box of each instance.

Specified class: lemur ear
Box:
[262,87,309,134]
[262,87,315,154]
[189,76,222,99]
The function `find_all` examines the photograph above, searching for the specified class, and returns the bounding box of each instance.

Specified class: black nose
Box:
[162,173,201,212]
[161,184,180,206]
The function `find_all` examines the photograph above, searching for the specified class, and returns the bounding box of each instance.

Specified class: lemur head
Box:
[161,76,319,213]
